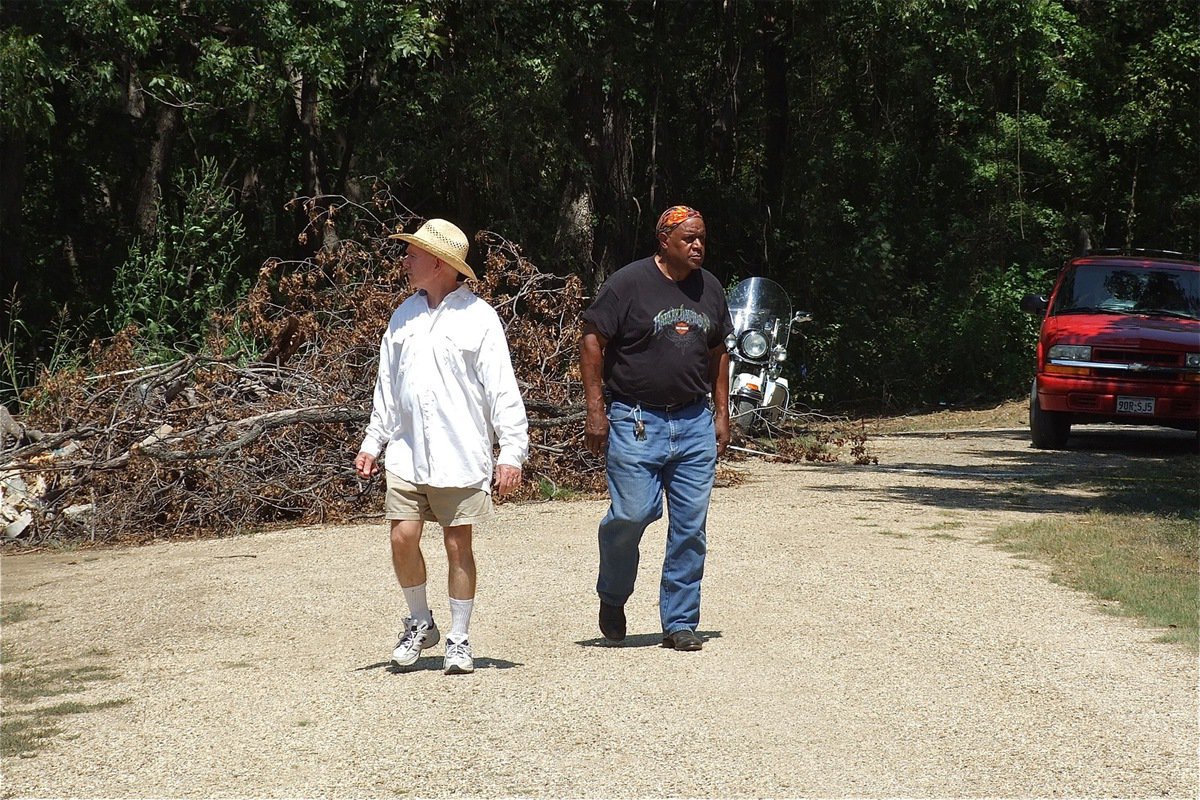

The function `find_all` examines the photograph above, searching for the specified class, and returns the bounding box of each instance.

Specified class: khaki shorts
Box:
[384,471,493,526]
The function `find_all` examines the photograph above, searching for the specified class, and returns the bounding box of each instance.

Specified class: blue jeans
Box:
[596,398,717,634]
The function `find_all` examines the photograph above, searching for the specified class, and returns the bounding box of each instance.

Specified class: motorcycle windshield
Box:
[727,277,793,348]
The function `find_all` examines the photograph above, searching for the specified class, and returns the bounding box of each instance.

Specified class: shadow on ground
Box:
[355,657,524,673]
[789,427,1198,519]
[575,630,724,649]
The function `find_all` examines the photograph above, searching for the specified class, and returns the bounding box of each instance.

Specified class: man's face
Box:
[401,244,440,291]
[659,217,706,271]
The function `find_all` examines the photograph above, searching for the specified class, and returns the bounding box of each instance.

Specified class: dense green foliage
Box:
[2,0,1196,409]
[109,157,247,353]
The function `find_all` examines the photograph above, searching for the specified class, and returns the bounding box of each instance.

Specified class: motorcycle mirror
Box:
[1019,293,1048,314]
[791,311,813,327]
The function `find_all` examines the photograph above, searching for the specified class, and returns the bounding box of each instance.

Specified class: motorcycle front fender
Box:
[731,372,765,401]
[763,378,789,414]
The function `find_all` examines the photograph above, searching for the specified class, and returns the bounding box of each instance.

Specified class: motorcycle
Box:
[725,277,812,432]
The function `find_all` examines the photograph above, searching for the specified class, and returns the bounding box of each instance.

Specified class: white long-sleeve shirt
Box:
[360,286,528,491]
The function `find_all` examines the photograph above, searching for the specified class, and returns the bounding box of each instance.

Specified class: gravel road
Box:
[2,426,1196,798]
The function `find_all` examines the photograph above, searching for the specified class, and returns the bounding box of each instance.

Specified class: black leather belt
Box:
[610,394,707,412]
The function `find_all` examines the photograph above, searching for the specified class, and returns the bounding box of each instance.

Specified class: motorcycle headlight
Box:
[739,331,769,359]
[725,333,737,353]
[772,344,787,363]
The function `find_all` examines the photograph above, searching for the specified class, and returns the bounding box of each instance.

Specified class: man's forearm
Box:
[710,349,730,415]
[580,331,607,413]
[580,328,610,456]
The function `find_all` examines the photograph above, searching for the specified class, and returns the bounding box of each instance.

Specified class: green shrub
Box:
[110,157,247,358]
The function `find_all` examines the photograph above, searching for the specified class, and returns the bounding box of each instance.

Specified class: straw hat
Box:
[388,218,476,280]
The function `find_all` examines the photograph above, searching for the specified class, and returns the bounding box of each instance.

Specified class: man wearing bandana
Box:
[580,206,733,652]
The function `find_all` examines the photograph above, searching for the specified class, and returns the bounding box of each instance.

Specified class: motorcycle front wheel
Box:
[731,397,759,435]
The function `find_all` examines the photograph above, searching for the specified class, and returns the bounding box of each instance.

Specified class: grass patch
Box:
[1,601,40,625]
[536,476,576,501]
[1,650,125,758]
[1,699,130,758]
[2,662,117,703]
[1081,457,1199,518]
[39,698,129,717]
[991,511,1198,650]
[1,716,62,758]
[997,487,1034,504]
[860,398,1027,434]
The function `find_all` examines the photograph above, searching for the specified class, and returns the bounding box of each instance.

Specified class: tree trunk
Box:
[553,180,595,278]
[564,71,601,289]
[709,0,740,183]
[333,58,380,203]
[289,66,339,253]
[759,2,791,272]
[649,0,667,210]
[133,104,181,238]
[123,57,145,119]
[298,73,323,198]
[0,127,27,300]
[591,48,636,290]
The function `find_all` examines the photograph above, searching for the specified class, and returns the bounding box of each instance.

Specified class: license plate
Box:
[1116,396,1155,415]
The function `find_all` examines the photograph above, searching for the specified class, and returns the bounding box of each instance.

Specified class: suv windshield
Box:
[1052,264,1200,319]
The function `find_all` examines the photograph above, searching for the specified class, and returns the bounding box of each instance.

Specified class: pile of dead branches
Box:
[1,185,873,548]
[1,188,602,547]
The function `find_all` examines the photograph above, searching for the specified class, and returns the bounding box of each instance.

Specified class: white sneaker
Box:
[391,616,440,667]
[443,637,474,675]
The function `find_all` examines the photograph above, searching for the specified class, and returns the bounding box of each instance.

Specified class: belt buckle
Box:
[664,395,699,412]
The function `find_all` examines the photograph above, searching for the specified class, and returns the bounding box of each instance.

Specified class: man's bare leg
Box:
[390,519,426,587]
[443,524,476,600]
[389,519,441,666]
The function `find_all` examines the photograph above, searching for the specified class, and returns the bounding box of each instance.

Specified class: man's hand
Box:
[355,451,379,480]
[714,412,730,458]
[494,464,522,496]
[583,410,610,456]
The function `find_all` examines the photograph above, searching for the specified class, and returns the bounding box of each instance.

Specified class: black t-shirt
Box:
[582,256,734,406]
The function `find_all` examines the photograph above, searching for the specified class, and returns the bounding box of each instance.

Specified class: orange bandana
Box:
[655,205,703,237]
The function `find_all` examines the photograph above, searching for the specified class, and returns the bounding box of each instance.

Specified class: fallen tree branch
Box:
[138,406,367,461]
[0,195,606,547]
[529,412,587,428]
[2,427,102,468]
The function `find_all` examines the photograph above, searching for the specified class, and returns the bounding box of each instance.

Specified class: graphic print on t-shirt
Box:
[653,305,713,350]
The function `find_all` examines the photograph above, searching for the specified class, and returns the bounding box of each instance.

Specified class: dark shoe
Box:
[598,601,626,641]
[662,629,703,651]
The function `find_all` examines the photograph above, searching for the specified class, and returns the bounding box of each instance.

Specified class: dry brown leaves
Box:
[2,186,866,549]
[3,188,601,548]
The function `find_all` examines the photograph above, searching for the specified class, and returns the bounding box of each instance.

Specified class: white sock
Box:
[402,583,432,625]
[448,597,474,642]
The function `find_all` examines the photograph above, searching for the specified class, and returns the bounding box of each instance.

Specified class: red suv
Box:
[1021,251,1200,448]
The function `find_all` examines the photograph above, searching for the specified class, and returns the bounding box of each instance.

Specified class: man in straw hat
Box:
[580,205,732,652]
[355,218,528,675]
